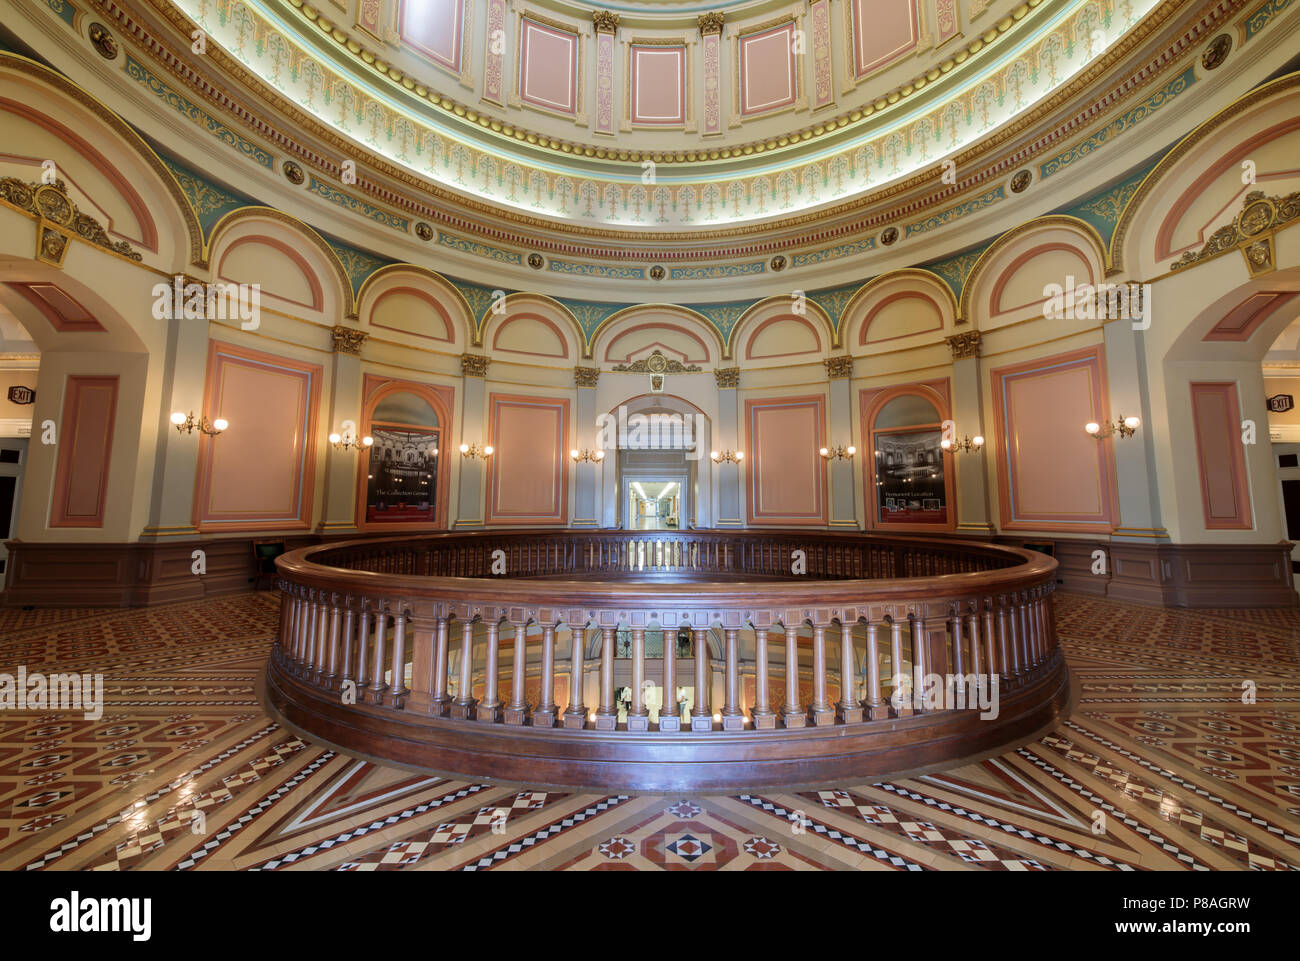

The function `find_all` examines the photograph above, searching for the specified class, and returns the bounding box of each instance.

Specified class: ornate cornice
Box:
[714,367,740,389]
[461,353,491,377]
[698,12,725,35]
[330,325,369,355]
[823,355,853,379]
[612,350,701,374]
[1169,190,1299,277]
[0,177,142,267]
[592,10,619,35]
[945,331,982,360]
[574,365,600,387]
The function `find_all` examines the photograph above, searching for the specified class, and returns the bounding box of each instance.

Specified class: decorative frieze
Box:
[612,350,701,374]
[714,367,740,389]
[0,177,141,267]
[574,366,600,388]
[331,325,369,355]
[461,353,491,377]
[945,331,982,360]
[823,355,853,379]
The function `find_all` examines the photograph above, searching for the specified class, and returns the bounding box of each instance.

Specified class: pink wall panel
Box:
[400,0,464,73]
[194,343,321,532]
[991,346,1118,533]
[49,375,118,528]
[745,396,827,526]
[487,394,569,525]
[1190,382,1253,530]
[850,0,918,78]
[631,46,686,126]
[739,23,797,116]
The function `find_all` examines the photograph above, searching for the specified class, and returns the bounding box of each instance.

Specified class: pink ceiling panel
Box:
[519,19,578,115]
[851,0,918,78]
[631,45,686,126]
[399,0,464,73]
[739,23,797,116]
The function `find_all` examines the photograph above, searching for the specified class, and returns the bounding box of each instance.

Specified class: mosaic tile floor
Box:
[1,591,1298,871]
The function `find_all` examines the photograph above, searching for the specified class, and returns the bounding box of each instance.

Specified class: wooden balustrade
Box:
[267,529,1069,792]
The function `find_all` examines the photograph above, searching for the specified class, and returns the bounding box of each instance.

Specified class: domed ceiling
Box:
[173,0,1163,231]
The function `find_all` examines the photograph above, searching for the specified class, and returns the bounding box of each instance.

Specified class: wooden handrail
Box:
[267,529,1068,791]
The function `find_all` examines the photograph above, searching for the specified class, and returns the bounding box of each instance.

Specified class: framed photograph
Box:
[874,428,947,524]
[365,426,440,522]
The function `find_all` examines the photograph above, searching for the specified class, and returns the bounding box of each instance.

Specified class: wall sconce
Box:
[171,411,227,436]
[459,442,494,459]
[710,449,744,463]
[940,434,984,454]
[570,448,605,463]
[1085,415,1140,440]
[820,444,856,461]
[329,431,373,452]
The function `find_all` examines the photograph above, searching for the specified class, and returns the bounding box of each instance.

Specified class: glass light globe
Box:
[595,450,606,460]
[1085,422,1101,435]
[710,450,719,461]
[735,451,744,461]
[329,433,342,444]
[362,436,374,446]
[846,446,856,456]
[570,448,580,459]
[483,445,494,455]
[940,438,953,449]
[1123,416,1140,429]
[819,447,829,456]
[170,411,186,425]
[459,443,470,453]
[972,435,985,448]
[212,418,228,432]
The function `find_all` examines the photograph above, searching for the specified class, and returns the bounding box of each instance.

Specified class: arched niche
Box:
[480,293,583,363]
[0,56,200,270]
[356,265,471,349]
[840,271,955,353]
[1115,73,1300,279]
[961,219,1106,331]
[207,211,349,322]
[590,305,722,367]
[858,381,955,534]
[729,297,831,367]
[355,375,455,531]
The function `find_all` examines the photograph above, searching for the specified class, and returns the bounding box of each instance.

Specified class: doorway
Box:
[0,438,28,577]
[618,449,689,530]
[627,480,682,530]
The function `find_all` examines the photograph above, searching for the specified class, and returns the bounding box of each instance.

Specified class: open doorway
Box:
[618,449,689,530]
[627,480,682,530]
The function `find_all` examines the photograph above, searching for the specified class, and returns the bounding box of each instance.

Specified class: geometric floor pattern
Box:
[1,591,1298,871]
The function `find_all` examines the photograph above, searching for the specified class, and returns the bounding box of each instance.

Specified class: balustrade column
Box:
[505,622,530,725]
[863,621,889,719]
[478,621,502,723]
[355,607,371,688]
[628,628,650,731]
[338,607,356,690]
[1001,598,1019,680]
[889,617,912,716]
[452,619,478,719]
[1016,594,1032,674]
[808,622,834,726]
[324,600,343,686]
[287,595,301,666]
[950,606,965,678]
[659,625,679,731]
[983,602,999,681]
[368,607,389,703]
[277,592,290,654]
[563,627,587,729]
[690,628,712,731]
[532,624,558,727]
[782,623,806,728]
[432,616,451,715]
[967,607,983,678]
[385,607,409,707]
[299,597,317,676]
[837,621,863,723]
[310,598,328,681]
[751,626,775,729]
[721,628,744,731]
[595,627,618,731]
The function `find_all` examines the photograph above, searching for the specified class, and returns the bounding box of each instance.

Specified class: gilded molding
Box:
[946,331,982,359]
[574,365,600,387]
[330,325,369,355]
[1169,190,1298,276]
[0,177,142,266]
[823,355,853,379]
[714,367,740,389]
[592,10,619,34]
[462,353,491,377]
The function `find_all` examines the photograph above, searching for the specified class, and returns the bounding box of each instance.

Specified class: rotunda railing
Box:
[267,530,1069,792]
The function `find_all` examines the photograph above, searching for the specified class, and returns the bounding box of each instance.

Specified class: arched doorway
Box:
[602,393,712,529]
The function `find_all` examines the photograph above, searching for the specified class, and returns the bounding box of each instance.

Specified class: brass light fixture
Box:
[819,444,856,461]
[1085,415,1140,439]
[459,442,495,459]
[171,411,227,436]
[329,430,373,452]
[710,449,744,463]
[570,447,606,463]
[940,434,985,454]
